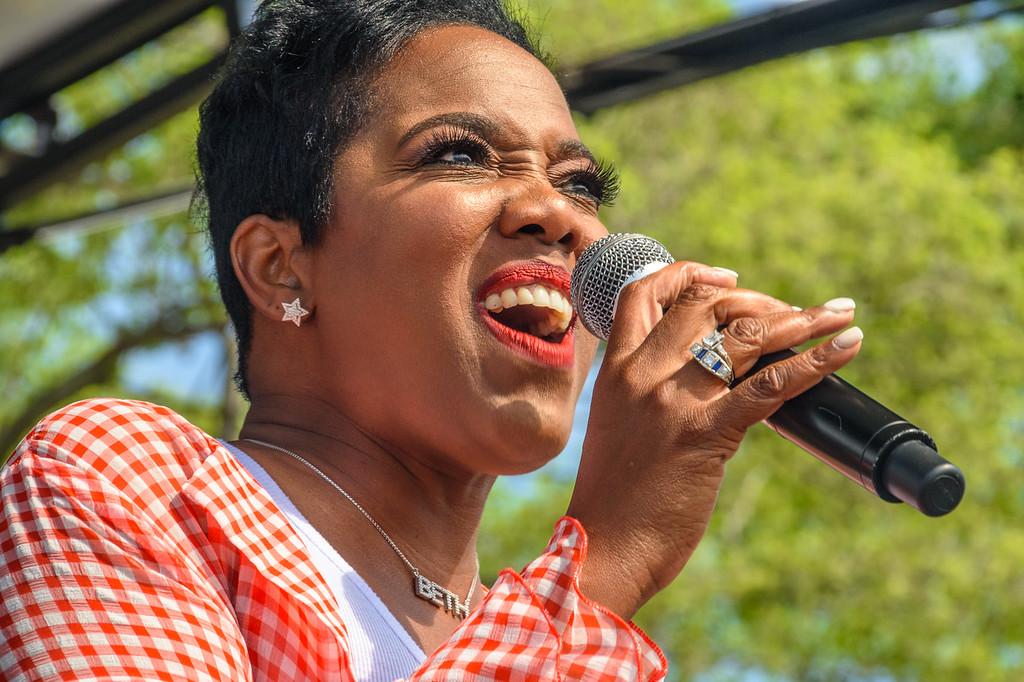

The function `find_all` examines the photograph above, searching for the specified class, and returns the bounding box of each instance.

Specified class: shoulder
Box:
[9,397,226,499]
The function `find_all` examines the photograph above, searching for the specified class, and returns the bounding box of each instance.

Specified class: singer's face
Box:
[305,26,608,475]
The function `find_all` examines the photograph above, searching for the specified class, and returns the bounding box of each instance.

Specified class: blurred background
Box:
[1,0,1021,679]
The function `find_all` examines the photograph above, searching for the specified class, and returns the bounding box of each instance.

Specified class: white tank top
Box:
[223,442,426,682]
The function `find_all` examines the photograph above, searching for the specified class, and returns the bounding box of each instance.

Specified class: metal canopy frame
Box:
[0,0,240,214]
[0,0,236,123]
[0,0,1017,251]
[561,0,993,114]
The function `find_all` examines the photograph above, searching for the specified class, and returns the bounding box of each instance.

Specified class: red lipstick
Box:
[476,262,576,370]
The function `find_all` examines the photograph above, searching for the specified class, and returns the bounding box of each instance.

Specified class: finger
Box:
[637,286,797,371]
[709,326,864,427]
[608,261,738,353]
[716,297,858,378]
[703,286,796,327]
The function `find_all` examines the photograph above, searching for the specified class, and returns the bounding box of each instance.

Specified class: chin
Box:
[486,450,565,478]
[475,411,573,477]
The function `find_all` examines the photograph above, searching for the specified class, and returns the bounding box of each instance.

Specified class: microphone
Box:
[571,233,965,517]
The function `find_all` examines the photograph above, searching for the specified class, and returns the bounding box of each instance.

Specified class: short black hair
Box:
[194,0,544,398]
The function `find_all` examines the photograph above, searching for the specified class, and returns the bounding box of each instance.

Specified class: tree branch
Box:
[1,312,224,459]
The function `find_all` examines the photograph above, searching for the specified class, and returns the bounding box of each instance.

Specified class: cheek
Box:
[378,186,503,288]
[326,186,500,352]
[384,181,500,237]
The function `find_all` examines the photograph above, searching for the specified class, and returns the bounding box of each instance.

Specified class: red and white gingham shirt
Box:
[1,398,666,680]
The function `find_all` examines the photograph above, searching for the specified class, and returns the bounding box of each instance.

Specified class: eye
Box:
[439,148,478,165]
[555,158,621,208]
[419,128,493,167]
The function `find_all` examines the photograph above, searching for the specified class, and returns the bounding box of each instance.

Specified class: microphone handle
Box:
[748,350,965,517]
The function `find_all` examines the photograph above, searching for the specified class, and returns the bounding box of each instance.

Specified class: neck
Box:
[236,394,494,581]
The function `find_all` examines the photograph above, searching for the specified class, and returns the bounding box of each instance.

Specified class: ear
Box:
[231,214,312,324]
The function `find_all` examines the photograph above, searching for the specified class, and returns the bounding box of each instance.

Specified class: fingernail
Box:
[824,297,856,313]
[792,305,803,312]
[713,266,739,278]
[833,326,864,349]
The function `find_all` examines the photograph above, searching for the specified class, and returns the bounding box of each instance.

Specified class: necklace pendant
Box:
[241,440,479,621]
[415,574,470,620]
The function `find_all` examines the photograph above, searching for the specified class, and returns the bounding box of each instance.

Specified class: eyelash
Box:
[556,158,621,208]
[419,128,493,167]
[418,128,621,208]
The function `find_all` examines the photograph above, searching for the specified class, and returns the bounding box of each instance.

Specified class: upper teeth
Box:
[484,284,574,335]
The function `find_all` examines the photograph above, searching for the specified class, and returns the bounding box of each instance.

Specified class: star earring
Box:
[281,298,310,327]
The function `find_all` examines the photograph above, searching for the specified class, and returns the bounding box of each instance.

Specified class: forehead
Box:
[364,25,578,145]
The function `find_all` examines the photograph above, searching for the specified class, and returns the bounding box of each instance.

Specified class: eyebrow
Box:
[397,112,497,148]
[397,111,599,165]
[551,139,598,166]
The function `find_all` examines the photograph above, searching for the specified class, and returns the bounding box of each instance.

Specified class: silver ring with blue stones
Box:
[689,330,734,385]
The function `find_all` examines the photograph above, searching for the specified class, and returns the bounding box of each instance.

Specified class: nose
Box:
[496,181,589,252]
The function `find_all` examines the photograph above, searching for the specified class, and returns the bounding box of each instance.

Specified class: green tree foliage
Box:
[0,10,231,455]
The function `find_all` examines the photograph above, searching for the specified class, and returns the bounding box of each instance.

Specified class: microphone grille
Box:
[571,233,674,341]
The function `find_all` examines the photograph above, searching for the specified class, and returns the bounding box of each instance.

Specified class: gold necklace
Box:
[243,438,479,620]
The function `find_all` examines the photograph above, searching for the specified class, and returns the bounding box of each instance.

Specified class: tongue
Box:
[491,306,553,337]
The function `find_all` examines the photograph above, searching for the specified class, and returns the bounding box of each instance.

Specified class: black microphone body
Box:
[748,350,964,517]
[571,233,965,517]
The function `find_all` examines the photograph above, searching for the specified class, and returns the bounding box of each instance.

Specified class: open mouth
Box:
[476,264,576,369]
[481,283,573,343]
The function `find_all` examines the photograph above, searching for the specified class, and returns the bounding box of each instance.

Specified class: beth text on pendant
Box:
[414,574,471,620]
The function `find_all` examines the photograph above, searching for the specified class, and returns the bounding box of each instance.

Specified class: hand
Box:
[566,261,862,619]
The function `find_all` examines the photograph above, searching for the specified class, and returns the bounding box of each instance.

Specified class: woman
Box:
[0,0,861,679]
